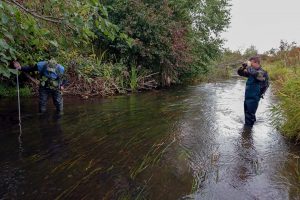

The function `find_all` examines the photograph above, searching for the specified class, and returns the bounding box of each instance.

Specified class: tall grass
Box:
[266,63,300,141]
[129,65,138,92]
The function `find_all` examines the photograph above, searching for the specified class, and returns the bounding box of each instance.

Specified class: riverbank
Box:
[265,63,300,141]
[0,66,231,98]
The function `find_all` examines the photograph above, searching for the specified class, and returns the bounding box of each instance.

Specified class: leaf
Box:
[1,13,9,24]
[31,38,41,46]
[14,11,22,22]
[40,28,50,35]
[89,0,98,6]
[0,39,9,50]
[0,66,11,78]
[0,58,9,66]
[50,40,58,47]
[4,32,14,42]
[20,23,29,30]
[0,53,10,61]
[4,3,15,15]
[99,5,108,17]
[8,48,17,59]
[8,68,18,75]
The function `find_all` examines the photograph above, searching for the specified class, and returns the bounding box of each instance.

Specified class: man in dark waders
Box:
[13,59,66,114]
[237,56,269,127]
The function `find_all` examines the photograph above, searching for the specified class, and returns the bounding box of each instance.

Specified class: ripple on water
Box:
[0,78,300,199]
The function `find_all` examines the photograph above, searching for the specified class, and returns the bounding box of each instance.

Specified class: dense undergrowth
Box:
[266,63,300,141]
[0,0,231,98]
[264,45,300,141]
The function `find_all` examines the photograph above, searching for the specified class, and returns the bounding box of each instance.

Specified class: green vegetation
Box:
[0,83,31,97]
[264,41,300,141]
[202,46,261,83]
[266,63,300,141]
[0,0,231,97]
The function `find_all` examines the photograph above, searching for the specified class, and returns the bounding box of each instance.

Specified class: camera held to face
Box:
[242,61,251,68]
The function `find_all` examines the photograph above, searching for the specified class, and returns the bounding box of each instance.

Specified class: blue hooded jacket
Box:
[238,66,269,100]
[36,61,64,79]
[20,61,66,89]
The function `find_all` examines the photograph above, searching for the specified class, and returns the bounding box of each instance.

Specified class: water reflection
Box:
[181,79,300,200]
[231,126,258,187]
[39,116,67,162]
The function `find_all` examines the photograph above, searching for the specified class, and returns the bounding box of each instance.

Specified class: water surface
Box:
[0,78,299,199]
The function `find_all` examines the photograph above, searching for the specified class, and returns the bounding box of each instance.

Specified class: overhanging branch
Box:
[4,0,63,24]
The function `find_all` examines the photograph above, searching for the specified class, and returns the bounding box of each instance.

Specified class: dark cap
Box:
[249,56,260,64]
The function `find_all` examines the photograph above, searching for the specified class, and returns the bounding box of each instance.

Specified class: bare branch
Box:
[4,0,63,24]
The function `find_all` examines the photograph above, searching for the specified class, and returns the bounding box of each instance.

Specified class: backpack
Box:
[40,62,62,89]
[259,70,269,98]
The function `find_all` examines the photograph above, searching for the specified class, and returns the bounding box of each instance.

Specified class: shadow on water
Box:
[0,77,300,199]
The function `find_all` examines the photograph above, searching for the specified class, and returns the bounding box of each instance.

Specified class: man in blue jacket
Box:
[13,59,66,114]
[237,56,269,127]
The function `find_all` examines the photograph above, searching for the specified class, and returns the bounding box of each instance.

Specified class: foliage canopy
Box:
[0,0,231,88]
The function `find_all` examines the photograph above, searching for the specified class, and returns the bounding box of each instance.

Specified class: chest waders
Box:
[244,75,261,126]
[38,64,63,113]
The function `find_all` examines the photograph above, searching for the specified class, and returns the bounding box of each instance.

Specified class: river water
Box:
[0,77,300,200]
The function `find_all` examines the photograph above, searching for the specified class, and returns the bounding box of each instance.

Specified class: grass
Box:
[130,65,138,92]
[266,62,300,141]
[0,84,32,97]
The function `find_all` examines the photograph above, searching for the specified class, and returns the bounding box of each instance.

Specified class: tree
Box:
[243,45,258,58]
[0,0,132,78]
[279,40,297,66]
[1,0,231,88]
[102,0,231,85]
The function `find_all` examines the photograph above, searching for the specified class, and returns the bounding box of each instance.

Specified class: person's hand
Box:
[247,61,251,67]
[13,61,21,70]
[60,86,64,90]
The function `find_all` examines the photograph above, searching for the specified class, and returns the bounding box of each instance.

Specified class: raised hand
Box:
[13,61,21,70]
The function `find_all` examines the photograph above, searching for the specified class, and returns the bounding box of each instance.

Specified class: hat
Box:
[47,58,57,69]
[46,58,58,73]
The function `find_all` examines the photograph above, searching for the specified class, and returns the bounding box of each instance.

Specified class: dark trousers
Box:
[244,99,259,126]
[39,87,63,113]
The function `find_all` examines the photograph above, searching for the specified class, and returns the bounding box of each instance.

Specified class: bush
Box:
[1,0,231,96]
[102,0,231,86]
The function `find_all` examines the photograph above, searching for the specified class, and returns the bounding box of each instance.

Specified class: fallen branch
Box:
[141,72,160,79]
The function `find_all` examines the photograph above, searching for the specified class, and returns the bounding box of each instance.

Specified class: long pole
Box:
[16,71,23,157]
[16,71,21,127]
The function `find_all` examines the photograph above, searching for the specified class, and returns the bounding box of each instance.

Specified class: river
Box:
[0,77,300,199]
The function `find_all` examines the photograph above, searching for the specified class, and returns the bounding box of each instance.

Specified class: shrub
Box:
[267,63,300,141]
